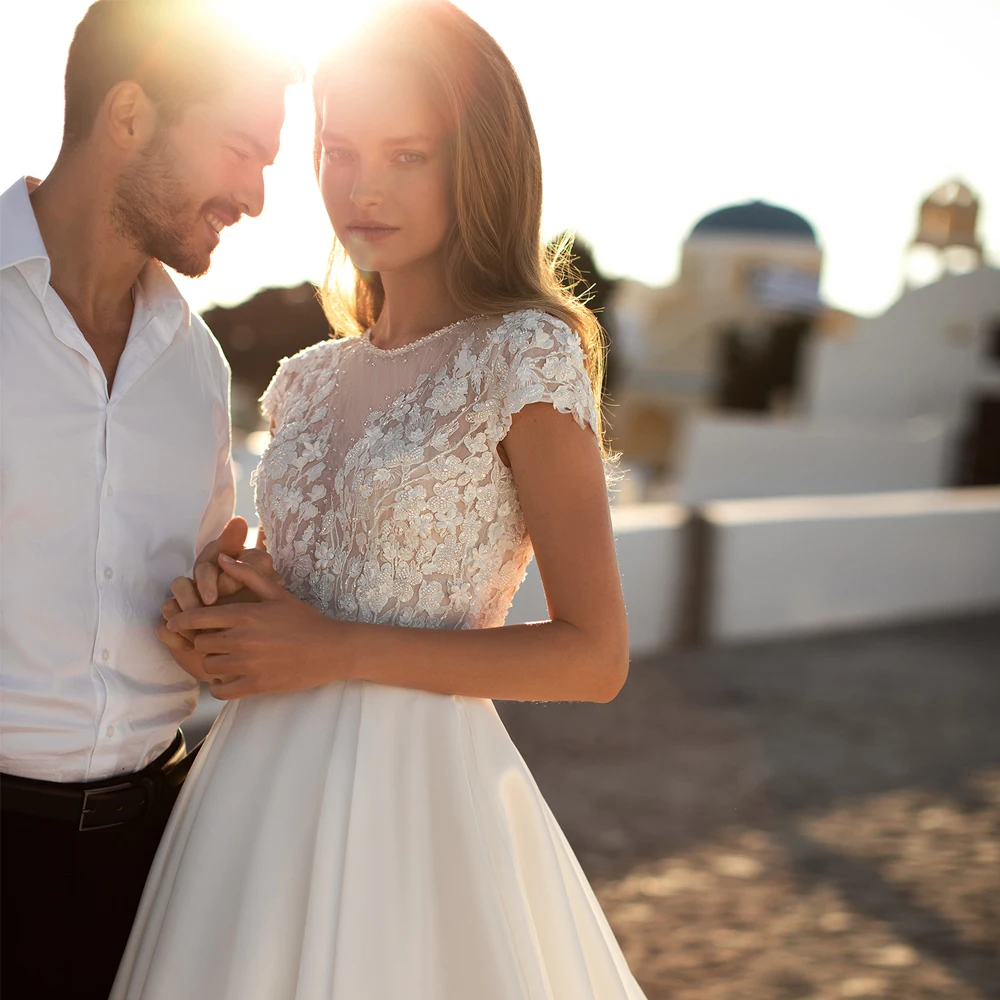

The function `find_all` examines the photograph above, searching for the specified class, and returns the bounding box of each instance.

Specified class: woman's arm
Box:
[354,402,628,702]
[168,403,629,704]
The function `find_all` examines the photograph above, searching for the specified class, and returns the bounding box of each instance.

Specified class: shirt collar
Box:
[0,177,50,287]
[0,175,191,335]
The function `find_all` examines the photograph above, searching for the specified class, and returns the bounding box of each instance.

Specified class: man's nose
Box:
[235,169,266,219]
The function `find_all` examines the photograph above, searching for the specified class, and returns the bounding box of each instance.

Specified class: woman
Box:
[113,3,645,997]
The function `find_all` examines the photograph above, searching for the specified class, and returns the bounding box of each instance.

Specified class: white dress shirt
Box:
[0,177,235,782]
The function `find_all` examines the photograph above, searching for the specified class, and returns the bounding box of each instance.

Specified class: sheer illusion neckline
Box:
[362,314,487,357]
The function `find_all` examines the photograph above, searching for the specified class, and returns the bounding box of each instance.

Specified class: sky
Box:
[2,0,998,318]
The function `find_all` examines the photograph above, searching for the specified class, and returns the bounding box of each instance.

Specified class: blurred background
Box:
[4,1,999,997]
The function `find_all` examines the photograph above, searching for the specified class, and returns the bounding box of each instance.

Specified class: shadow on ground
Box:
[498,613,1000,1000]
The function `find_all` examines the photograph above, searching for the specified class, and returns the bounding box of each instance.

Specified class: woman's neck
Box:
[372,253,468,350]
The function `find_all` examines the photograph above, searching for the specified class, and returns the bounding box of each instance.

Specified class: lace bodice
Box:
[254,310,598,630]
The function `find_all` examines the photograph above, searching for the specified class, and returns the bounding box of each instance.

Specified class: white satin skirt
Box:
[111,680,646,999]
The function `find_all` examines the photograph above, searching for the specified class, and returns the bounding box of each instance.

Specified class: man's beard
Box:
[111,130,213,278]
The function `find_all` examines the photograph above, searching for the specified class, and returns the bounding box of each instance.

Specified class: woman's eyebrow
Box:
[383,133,433,145]
[318,131,434,146]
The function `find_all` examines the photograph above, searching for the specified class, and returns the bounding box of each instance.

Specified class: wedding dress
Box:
[111,310,646,999]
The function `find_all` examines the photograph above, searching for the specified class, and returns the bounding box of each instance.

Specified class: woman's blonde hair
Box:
[312,0,610,446]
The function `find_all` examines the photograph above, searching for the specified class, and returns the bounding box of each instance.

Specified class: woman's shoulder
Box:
[260,337,353,417]
[281,335,352,373]
[479,309,582,358]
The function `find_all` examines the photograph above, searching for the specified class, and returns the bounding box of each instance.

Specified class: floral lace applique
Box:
[254,310,599,630]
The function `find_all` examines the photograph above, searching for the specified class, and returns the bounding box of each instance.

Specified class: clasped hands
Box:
[157,517,345,699]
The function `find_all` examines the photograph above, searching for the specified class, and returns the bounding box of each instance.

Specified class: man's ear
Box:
[103,81,158,151]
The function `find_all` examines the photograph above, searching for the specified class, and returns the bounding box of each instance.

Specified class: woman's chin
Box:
[343,248,390,274]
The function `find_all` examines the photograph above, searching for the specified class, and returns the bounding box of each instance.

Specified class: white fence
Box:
[702,488,1000,642]
[675,413,951,504]
[505,503,690,657]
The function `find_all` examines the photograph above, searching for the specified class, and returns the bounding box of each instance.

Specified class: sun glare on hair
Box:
[209,0,382,70]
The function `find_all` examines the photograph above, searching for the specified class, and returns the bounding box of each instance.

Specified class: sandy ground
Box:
[186,613,1000,999]
[497,613,1000,1000]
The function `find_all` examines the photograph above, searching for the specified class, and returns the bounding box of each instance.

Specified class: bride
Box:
[112,2,645,997]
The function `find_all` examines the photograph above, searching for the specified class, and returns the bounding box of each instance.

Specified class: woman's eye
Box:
[324,148,353,161]
[395,152,425,164]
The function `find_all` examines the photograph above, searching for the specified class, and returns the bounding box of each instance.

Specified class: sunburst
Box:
[208,0,383,71]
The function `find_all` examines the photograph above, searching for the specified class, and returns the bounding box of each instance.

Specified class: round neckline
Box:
[361,314,486,357]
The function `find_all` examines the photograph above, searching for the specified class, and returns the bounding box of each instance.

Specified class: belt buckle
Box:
[79,782,137,832]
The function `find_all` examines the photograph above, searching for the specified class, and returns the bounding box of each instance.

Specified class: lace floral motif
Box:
[255,310,598,630]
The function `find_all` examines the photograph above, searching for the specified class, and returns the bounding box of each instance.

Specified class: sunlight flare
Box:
[209,0,382,71]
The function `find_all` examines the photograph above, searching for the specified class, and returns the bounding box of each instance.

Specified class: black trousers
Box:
[0,750,185,1000]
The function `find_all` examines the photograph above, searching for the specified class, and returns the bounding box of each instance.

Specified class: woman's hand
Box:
[166,554,349,700]
[156,532,286,681]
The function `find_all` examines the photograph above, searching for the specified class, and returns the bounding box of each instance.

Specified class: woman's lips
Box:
[347,224,400,242]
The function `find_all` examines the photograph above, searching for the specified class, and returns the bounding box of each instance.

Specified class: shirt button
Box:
[106,483,114,497]
[101,648,110,662]
[106,726,115,739]
[104,566,114,580]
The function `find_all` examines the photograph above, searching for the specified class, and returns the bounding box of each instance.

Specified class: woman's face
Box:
[318,62,453,276]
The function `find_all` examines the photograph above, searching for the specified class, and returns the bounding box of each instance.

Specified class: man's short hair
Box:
[63,0,297,147]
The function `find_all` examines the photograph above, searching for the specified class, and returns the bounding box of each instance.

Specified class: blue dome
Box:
[690,200,817,242]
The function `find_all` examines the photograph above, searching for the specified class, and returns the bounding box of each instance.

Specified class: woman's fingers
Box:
[202,652,248,699]
[202,544,282,602]
[208,675,255,700]
[218,553,286,601]
[240,548,284,587]
[167,603,247,633]
[192,631,233,655]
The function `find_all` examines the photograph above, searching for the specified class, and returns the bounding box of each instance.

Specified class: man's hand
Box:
[167,554,347,700]
[161,547,285,626]
[156,573,214,682]
[193,517,250,605]
[157,525,285,683]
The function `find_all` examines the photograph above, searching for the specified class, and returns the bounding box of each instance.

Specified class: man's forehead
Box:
[207,86,285,149]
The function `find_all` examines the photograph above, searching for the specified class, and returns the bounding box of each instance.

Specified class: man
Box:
[0,2,292,995]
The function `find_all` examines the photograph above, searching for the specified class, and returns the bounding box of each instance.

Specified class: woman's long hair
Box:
[312,0,610,447]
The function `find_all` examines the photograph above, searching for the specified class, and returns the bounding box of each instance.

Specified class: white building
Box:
[611,200,825,474]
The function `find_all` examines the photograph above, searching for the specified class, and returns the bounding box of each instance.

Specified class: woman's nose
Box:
[351,165,384,209]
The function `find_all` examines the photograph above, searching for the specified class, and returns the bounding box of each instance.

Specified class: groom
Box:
[0,2,292,996]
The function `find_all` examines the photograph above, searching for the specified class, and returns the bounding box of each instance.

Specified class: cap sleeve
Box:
[259,347,316,426]
[496,311,599,438]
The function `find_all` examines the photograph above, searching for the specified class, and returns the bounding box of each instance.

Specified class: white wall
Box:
[675,413,949,503]
[803,268,1000,426]
[704,488,1000,642]
[505,503,690,657]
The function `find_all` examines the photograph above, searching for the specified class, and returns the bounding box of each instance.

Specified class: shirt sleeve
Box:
[497,311,599,438]
[194,355,236,555]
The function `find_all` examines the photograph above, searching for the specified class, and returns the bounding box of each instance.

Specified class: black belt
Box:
[0,731,195,832]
